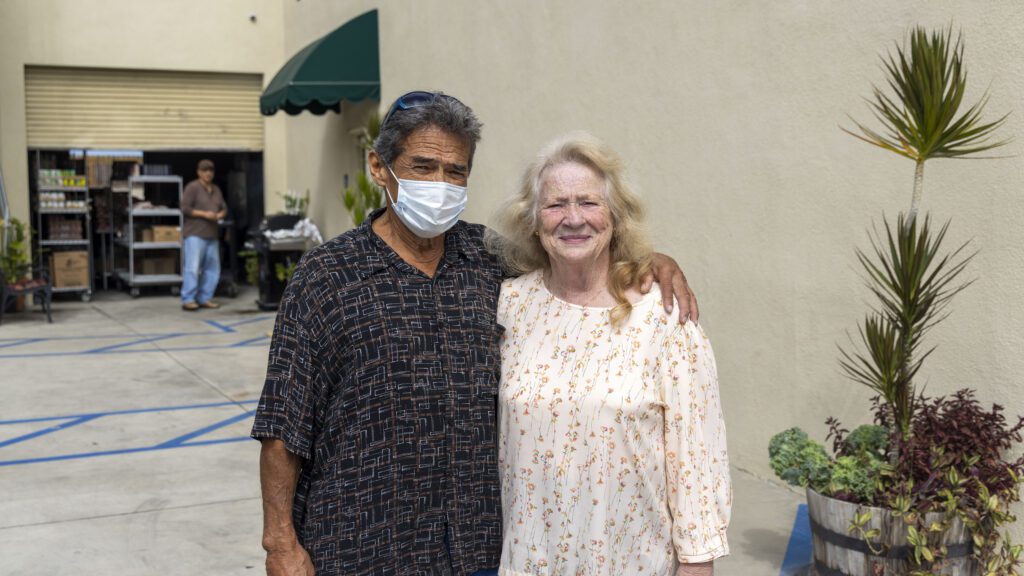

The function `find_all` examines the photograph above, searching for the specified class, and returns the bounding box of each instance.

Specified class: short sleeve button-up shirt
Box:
[251,210,503,575]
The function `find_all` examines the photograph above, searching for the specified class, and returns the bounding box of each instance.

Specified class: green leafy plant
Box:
[769,424,887,502]
[769,427,832,491]
[239,250,258,285]
[274,261,298,284]
[771,25,1021,576]
[838,214,974,442]
[0,217,31,281]
[342,113,385,226]
[277,189,310,217]
[842,26,1010,224]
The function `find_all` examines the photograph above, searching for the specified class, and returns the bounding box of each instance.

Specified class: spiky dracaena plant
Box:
[839,27,1009,446]
[843,26,1009,224]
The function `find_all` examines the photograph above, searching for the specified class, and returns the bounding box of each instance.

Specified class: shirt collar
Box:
[353,208,476,279]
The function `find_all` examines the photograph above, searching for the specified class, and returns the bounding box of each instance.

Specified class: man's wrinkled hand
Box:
[642,253,699,324]
[265,541,315,576]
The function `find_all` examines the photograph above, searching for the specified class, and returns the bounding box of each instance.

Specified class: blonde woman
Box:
[488,133,731,576]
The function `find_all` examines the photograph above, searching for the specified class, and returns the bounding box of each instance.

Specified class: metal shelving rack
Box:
[113,175,183,297]
[36,182,94,302]
[97,180,128,290]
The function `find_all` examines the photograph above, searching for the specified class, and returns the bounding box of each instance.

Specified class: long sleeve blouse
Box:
[497,271,731,576]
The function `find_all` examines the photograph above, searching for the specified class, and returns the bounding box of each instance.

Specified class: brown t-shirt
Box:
[181,179,226,240]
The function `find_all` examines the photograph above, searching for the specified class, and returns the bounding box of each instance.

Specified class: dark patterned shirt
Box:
[251,210,503,576]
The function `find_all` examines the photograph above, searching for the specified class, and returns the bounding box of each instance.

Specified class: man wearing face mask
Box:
[251,91,699,576]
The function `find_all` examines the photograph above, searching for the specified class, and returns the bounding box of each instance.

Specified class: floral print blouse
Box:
[496,271,731,576]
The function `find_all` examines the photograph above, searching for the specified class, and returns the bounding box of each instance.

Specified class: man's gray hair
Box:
[373,92,483,169]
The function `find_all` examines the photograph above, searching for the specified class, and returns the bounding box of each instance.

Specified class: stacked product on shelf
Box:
[46,216,83,240]
[35,162,93,301]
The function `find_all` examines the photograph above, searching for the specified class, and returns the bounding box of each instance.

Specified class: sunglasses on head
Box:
[380,91,464,129]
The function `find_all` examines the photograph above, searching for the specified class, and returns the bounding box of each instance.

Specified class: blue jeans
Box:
[181,235,220,304]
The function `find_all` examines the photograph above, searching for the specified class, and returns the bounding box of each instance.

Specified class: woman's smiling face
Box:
[536,161,613,269]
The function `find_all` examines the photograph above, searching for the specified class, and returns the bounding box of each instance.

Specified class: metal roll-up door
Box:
[25,66,264,151]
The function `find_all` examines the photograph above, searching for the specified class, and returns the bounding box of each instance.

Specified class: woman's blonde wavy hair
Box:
[486,131,653,326]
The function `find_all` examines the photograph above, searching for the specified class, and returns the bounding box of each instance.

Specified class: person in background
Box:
[180,158,226,311]
[251,91,699,576]
[489,132,731,576]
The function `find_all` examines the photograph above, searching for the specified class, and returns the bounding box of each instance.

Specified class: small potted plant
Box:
[769,27,1024,576]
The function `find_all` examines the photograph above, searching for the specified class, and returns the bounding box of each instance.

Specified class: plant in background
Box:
[275,260,298,284]
[770,25,1022,575]
[0,218,31,281]
[239,250,258,285]
[342,113,385,226]
[277,189,310,217]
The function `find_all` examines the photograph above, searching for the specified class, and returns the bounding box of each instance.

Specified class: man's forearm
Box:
[188,209,216,221]
[677,561,713,576]
[260,438,303,550]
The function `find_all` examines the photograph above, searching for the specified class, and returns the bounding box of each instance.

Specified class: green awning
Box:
[260,9,380,116]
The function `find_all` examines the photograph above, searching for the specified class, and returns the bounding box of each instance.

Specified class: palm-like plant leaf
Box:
[842,27,1010,223]
[839,214,973,437]
[844,27,1009,162]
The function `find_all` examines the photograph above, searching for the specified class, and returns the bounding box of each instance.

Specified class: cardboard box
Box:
[137,227,154,242]
[140,255,178,275]
[50,251,89,288]
[152,225,180,243]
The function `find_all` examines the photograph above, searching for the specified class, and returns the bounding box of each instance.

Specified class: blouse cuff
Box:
[677,531,729,564]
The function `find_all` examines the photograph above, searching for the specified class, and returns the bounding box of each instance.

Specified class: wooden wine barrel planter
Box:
[806,488,978,576]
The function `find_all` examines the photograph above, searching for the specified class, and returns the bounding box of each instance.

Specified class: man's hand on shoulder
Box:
[265,539,315,576]
[641,252,699,324]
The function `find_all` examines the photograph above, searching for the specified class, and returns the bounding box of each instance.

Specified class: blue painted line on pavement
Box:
[225,315,275,328]
[0,437,254,467]
[0,319,274,358]
[0,402,259,467]
[177,436,252,447]
[231,335,271,347]
[0,314,274,348]
[84,333,184,354]
[0,399,258,425]
[0,333,183,343]
[780,504,812,575]
[0,338,44,349]
[0,330,239,343]
[204,320,236,333]
[0,414,101,448]
[0,339,271,359]
[157,410,256,448]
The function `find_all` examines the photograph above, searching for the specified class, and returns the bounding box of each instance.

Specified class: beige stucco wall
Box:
[0,0,287,228]
[285,0,1024,523]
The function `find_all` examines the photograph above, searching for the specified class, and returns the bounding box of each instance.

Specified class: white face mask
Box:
[385,165,468,238]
